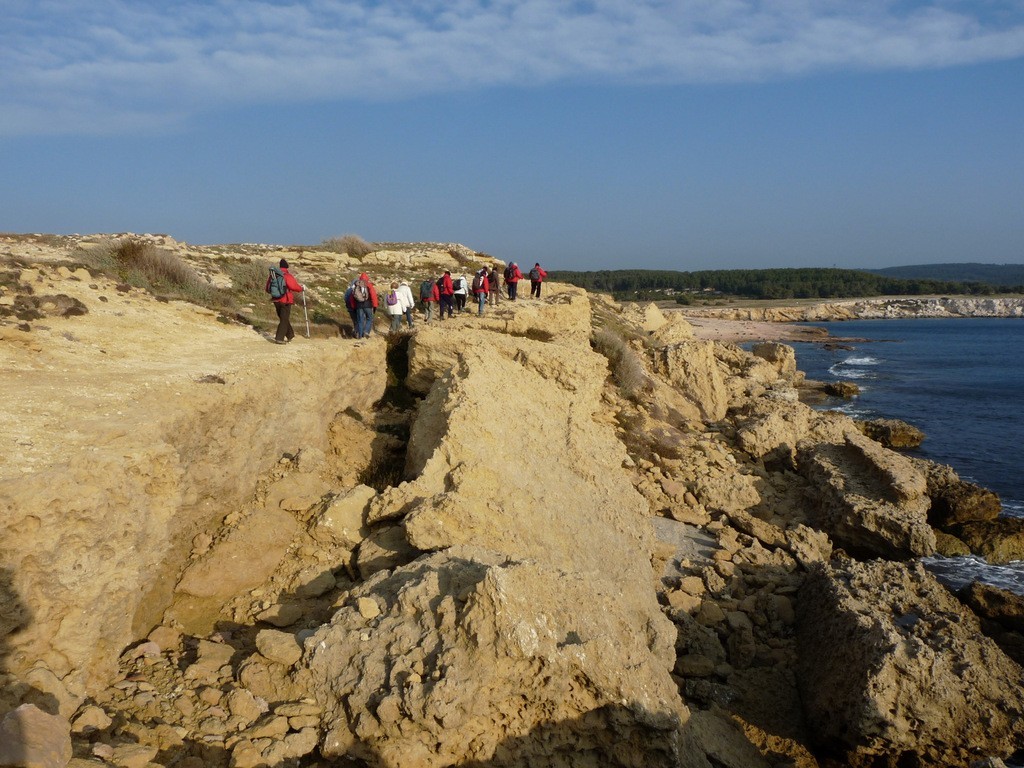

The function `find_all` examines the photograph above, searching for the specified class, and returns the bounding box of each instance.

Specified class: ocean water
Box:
[791,317,1024,593]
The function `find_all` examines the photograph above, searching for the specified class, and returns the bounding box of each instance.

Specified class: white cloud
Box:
[2,0,1024,135]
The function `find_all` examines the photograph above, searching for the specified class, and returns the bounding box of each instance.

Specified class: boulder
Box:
[0,704,72,768]
[797,432,935,559]
[915,460,1002,528]
[749,342,797,381]
[958,581,1024,635]
[950,518,1024,564]
[651,341,729,422]
[859,418,925,449]
[796,559,1024,766]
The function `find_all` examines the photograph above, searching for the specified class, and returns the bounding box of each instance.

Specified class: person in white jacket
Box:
[397,280,416,328]
[384,281,405,332]
[453,273,469,314]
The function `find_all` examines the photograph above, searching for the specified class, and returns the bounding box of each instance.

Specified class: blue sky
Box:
[2,1,1023,270]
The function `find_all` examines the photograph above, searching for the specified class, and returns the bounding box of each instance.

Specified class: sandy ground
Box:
[679,315,830,344]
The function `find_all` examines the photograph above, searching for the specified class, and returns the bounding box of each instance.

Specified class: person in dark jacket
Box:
[488,266,502,307]
[351,272,379,339]
[528,263,548,298]
[420,278,440,322]
[504,262,523,301]
[266,259,304,343]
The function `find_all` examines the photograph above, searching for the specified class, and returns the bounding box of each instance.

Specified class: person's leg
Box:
[274,303,288,342]
[510,283,518,301]
[390,314,401,332]
[283,303,294,340]
[424,301,433,322]
[406,307,414,328]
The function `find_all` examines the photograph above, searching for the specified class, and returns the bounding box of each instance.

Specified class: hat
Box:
[279,258,289,268]
[444,269,451,274]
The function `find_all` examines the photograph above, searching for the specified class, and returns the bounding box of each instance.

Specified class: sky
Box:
[2,1,1023,271]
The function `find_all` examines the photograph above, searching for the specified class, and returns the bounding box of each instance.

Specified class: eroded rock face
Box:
[308,551,690,767]
[300,291,696,766]
[651,341,729,422]
[796,432,935,559]
[796,559,1024,766]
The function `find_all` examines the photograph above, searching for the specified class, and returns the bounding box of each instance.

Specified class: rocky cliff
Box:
[1,234,1022,768]
[680,295,1024,322]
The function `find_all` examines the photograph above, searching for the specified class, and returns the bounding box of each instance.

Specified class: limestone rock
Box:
[796,559,1024,766]
[858,417,925,449]
[255,629,303,667]
[651,341,729,422]
[306,551,692,767]
[750,342,797,381]
[958,581,1024,635]
[797,432,935,559]
[0,704,72,768]
[951,518,1024,564]
[313,484,375,546]
[916,459,1002,528]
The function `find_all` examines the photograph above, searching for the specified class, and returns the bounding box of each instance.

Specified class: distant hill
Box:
[868,263,1024,287]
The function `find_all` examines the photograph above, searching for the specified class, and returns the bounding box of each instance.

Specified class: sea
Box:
[790,317,1024,595]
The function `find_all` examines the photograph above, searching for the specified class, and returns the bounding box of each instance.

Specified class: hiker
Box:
[438,270,455,319]
[529,262,548,298]
[488,266,502,307]
[265,259,304,344]
[384,281,404,333]
[420,276,440,322]
[453,273,468,314]
[504,262,523,301]
[352,272,378,339]
[343,280,358,336]
[398,279,416,328]
[472,268,489,316]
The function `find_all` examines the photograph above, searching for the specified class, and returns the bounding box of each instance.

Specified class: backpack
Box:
[504,265,514,281]
[453,277,464,292]
[420,279,434,300]
[267,266,287,300]
[529,267,541,281]
[353,279,369,303]
[472,274,484,292]
[386,290,398,306]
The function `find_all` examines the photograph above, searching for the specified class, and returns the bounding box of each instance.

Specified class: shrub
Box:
[322,234,374,257]
[592,328,654,401]
[81,237,217,304]
[225,259,270,294]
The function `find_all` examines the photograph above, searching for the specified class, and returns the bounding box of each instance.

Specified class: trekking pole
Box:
[302,290,310,338]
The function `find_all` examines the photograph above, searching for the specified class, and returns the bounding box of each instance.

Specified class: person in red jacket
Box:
[504,262,523,301]
[266,258,304,343]
[438,269,455,319]
[472,267,489,315]
[528,262,548,298]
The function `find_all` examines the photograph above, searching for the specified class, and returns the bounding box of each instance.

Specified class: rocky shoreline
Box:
[676,295,1024,324]
[1,235,1023,768]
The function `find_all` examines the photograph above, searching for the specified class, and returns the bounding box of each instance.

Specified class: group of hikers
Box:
[266,258,548,342]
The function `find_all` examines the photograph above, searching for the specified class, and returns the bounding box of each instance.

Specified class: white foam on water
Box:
[923,554,1024,596]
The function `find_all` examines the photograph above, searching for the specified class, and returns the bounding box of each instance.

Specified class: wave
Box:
[1002,499,1024,519]
[923,554,1024,596]
[837,356,880,366]
[828,364,875,380]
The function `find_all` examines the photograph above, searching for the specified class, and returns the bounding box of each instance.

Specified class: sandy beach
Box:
[675,314,831,344]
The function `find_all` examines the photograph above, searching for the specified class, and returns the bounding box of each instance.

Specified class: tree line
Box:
[547,268,1023,302]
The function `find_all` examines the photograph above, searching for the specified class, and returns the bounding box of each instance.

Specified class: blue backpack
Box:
[267,267,287,299]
